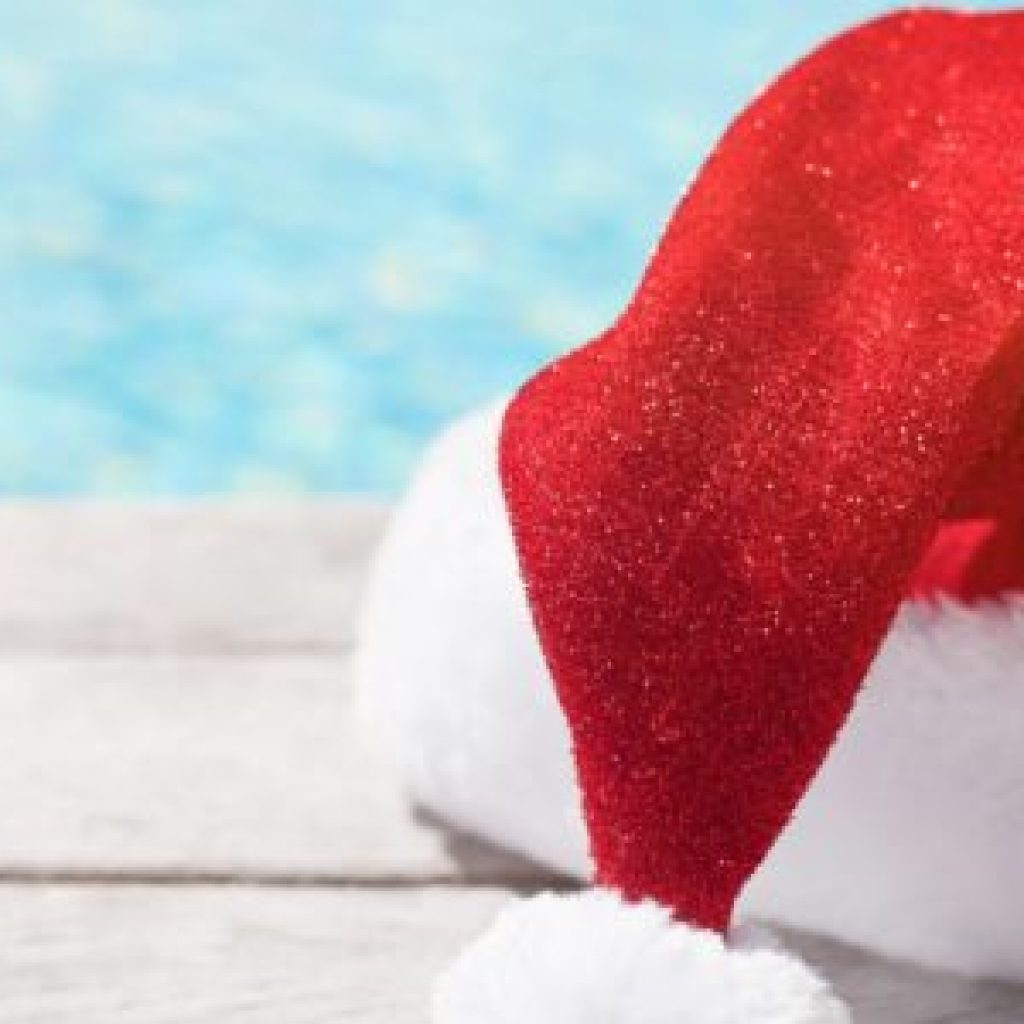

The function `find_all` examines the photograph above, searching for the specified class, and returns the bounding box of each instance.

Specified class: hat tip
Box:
[433,888,850,1024]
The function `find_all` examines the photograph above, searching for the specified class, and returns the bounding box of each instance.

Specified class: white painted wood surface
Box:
[0,886,510,1024]
[0,502,1019,1022]
[0,654,539,881]
[1,885,1019,1024]
[0,501,384,653]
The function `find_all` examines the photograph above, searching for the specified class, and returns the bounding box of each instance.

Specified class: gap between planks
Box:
[0,868,571,892]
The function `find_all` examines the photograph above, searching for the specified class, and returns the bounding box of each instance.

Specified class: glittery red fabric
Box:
[499,9,1024,934]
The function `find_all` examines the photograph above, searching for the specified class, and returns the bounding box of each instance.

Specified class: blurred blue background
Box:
[0,0,1010,494]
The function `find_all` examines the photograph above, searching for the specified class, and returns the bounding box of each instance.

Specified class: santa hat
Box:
[359,9,1024,1022]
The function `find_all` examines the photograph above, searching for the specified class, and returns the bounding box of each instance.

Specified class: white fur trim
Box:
[358,403,1024,980]
[355,402,588,876]
[433,890,849,1024]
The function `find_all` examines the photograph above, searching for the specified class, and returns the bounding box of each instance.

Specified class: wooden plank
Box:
[0,885,509,1024]
[0,654,544,883]
[0,502,387,654]
[783,925,1024,1024]
[0,884,1020,1024]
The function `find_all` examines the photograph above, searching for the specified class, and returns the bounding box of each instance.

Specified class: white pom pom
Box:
[433,890,850,1024]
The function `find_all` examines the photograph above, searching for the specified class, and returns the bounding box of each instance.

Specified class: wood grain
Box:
[0,653,543,884]
[0,502,386,654]
[0,885,509,1024]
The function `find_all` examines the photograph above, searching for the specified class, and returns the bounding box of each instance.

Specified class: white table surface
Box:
[0,501,1019,1022]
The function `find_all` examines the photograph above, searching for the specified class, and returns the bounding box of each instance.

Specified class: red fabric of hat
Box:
[500,8,1024,935]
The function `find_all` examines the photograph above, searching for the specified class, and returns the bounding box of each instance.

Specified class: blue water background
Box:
[0,1,1011,493]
